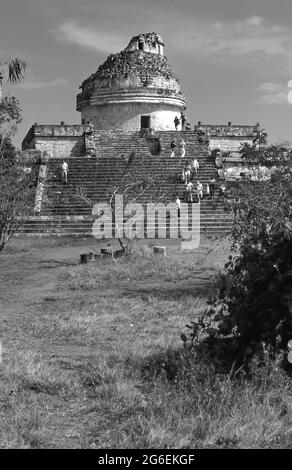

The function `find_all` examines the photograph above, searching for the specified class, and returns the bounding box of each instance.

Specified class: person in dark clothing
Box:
[174,116,180,130]
[184,162,191,182]
[127,151,135,167]
[209,178,216,199]
[180,112,186,130]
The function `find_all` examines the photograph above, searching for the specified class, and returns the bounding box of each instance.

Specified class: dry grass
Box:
[0,351,81,448]
[0,236,291,448]
[64,350,292,449]
[67,249,216,289]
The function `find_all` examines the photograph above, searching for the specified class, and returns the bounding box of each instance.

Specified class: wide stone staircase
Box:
[20,130,233,237]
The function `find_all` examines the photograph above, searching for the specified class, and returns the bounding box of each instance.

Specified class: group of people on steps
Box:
[59,115,225,207]
[170,135,219,204]
[170,139,186,158]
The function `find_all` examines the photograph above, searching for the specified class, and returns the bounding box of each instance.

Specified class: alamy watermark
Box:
[91,195,201,250]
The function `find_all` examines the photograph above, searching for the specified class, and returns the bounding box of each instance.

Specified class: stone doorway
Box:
[141,115,151,129]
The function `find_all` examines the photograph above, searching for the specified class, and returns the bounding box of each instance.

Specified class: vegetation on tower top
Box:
[81,50,180,90]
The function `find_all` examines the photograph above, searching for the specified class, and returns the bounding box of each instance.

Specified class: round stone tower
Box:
[76,32,186,131]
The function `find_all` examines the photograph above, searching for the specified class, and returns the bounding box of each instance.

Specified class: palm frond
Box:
[6,57,26,84]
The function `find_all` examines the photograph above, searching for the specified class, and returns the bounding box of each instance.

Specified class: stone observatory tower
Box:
[76,32,186,131]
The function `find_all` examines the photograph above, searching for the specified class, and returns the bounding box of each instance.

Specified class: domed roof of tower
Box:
[80,33,182,93]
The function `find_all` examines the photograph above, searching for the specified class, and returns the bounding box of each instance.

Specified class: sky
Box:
[1,0,292,147]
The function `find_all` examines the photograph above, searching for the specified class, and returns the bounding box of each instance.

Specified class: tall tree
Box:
[0,55,34,252]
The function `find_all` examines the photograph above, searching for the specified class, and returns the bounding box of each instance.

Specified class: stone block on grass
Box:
[153,246,166,256]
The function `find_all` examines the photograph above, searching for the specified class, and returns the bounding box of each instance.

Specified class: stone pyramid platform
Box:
[20,129,233,237]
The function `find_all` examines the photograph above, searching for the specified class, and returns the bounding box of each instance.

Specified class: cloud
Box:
[169,16,292,66]
[18,78,68,90]
[245,16,263,27]
[56,19,127,53]
[55,15,292,73]
[258,82,287,104]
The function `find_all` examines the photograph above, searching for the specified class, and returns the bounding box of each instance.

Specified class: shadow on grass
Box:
[37,260,77,269]
[121,280,214,301]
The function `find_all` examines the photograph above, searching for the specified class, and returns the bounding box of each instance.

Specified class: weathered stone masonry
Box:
[22,124,86,159]
[20,32,266,236]
[76,32,186,131]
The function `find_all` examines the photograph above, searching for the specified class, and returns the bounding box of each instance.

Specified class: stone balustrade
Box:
[194,124,260,137]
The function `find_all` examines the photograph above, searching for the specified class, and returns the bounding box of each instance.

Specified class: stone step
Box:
[24,130,231,236]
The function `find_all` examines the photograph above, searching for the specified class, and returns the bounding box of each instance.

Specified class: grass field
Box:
[0,236,291,448]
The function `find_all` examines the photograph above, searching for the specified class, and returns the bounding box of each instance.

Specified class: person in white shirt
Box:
[175,196,181,217]
[185,181,193,202]
[170,140,177,158]
[191,158,199,176]
[196,181,203,203]
[180,139,186,158]
[61,161,68,183]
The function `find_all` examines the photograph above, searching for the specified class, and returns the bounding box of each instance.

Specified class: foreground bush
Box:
[185,145,292,368]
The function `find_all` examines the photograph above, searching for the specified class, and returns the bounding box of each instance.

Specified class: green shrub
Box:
[185,145,292,369]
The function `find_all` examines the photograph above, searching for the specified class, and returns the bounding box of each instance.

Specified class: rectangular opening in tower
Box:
[141,115,151,129]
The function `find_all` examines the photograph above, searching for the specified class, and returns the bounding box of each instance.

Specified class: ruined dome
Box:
[82,50,180,90]
[76,33,186,131]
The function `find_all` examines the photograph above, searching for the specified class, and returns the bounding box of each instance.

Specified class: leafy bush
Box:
[0,152,37,251]
[185,145,292,368]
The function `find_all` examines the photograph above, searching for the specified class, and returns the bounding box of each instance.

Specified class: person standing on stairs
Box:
[182,167,186,182]
[209,178,216,200]
[170,140,176,158]
[175,196,181,217]
[196,181,203,204]
[127,151,135,167]
[61,160,68,183]
[219,183,227,197]
[180,139,186,158]
[185,181,194,202]
[180,112,186,131]
[184,162,191,182]
[191,157,199,176]
[206,183,210,197]
[174,116,180,130]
